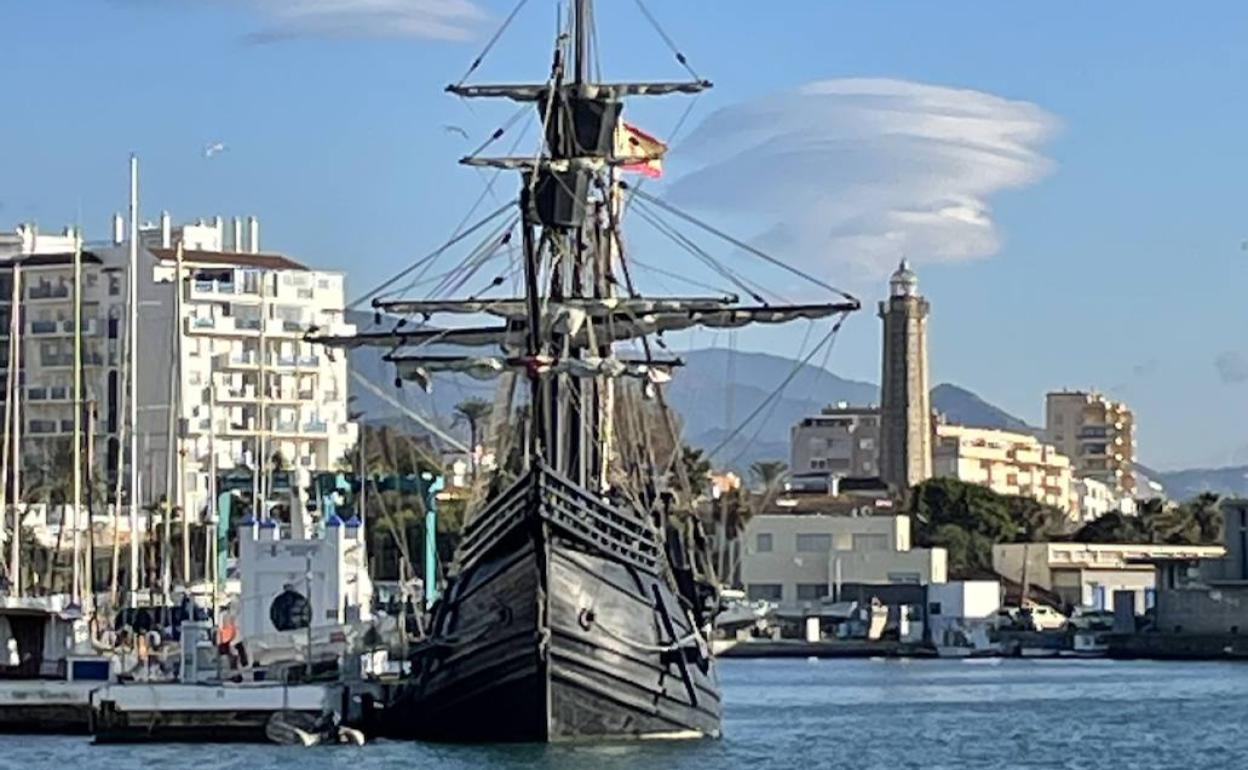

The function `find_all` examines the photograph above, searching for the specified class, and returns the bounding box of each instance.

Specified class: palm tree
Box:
[452,398,492,479]
[1186,492,1224,544]
[748,460,788,493]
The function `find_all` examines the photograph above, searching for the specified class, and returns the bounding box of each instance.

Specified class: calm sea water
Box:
[0,658,1244,769]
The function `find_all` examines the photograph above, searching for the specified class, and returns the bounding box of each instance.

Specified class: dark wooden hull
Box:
[380,467,721,742]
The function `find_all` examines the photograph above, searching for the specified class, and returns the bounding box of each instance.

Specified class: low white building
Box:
[927,580,1000,648]
[993,542,1224,613]
[1072,476,1136,521]
[741,512,946,610]
[235,518,372,641]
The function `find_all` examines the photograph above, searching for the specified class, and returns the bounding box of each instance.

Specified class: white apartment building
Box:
[932,424,1076,516]
[1045,390,1137,500]
[1073,476,1135,522]
[993,542,1223,612]
[790,404,880,477]
[0,224,125,494]
[741,511,947,609]
[0,216,357,526]
[123,215,357,520]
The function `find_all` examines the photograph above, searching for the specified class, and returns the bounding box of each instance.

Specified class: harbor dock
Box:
[0,680,95,733]
[88,680,384,743]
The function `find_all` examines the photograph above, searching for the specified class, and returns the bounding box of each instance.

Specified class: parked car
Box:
[1021,604,1068,631]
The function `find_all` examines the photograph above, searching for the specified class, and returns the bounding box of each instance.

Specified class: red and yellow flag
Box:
[614,122,667,178]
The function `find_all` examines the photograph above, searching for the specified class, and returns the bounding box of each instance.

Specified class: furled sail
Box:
[311,301,857,351]
[388,353,679,391]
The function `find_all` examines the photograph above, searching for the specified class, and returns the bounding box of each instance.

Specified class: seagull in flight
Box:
[442,125,470,140]
[204,141,228,159]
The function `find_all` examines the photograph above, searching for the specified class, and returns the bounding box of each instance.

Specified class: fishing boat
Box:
[313,0,860,742]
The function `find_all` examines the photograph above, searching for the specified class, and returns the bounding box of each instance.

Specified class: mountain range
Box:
[346,330,1242,498]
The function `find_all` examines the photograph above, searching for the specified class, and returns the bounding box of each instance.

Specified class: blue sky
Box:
[3,1,1247,470]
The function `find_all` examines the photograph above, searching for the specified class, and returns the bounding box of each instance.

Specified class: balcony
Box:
[215,385,255,402]
[190,279,238,299]
[220,351,259,369]
[28,285,69,302]
[264,319,306,337]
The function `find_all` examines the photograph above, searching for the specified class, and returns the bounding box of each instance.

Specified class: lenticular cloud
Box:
[666,78,1058,282]
[245,0,488,42]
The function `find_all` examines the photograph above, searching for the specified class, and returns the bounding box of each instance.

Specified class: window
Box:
[887,572,921,584]
[746,584,782,602]
[928,602,943,616]
[859,437,875,450]
[108,274,121,296]
[796,584,826,601]
[852,534,889,552]
[755,533,773,553]
[796,533,832,553]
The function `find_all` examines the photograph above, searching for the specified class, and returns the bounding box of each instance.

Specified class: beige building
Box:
[790,404,879,478]
[742,511,947,609]
[933,424,1076,516]
[878,260,932,492]
[1044,390,1136,500]
[993,542,1222,613]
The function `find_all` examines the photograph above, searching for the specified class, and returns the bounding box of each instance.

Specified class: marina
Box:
[6,0,1248,762]
[0,659,1244,768]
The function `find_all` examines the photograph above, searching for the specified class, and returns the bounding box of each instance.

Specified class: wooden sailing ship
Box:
[313,0,859,742]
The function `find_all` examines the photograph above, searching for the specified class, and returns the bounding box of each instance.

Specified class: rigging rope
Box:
[627,257,737,297]
[631,0,702,81]
[630,199,776,304]
[349,200,514,311]
[455,0,531,86]
[626,185,860,305]
[707,313,850,463]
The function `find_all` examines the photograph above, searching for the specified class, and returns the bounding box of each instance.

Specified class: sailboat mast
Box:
[175,245,188,586]
[127,154,141,606]
[3,264,20,594]
[72,231,83,605]
[574,0,589,85]
[161,243,183,602]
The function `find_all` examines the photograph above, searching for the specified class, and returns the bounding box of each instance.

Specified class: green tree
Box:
[910,477,1068,577]
[748,460,788,492]
[1075,493,1224,546]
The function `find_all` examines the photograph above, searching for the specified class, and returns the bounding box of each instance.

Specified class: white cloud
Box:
[665,78,1059,283]
[241,0,488,42]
